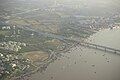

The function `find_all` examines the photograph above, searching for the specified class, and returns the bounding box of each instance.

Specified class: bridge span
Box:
[62,38,120,55]
[78,42,120,55]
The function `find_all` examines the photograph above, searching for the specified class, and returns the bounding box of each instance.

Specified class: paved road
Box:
[11,8,40,16]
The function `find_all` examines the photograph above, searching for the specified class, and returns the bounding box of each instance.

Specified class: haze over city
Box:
[0,0,120,80]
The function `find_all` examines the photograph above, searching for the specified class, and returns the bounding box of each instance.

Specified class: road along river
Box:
[25,27,120,80]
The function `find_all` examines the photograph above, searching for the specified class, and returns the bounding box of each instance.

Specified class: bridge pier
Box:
[114,50,116,53]
[95,45,97,49]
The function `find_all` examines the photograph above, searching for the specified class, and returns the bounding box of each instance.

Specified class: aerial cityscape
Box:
[0,0,120,80]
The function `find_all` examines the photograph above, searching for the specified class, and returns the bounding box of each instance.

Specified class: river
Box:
[26,27,120,80]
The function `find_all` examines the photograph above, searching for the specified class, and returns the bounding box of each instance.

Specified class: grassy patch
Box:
[22,51,49,62]
[0,31,11,35]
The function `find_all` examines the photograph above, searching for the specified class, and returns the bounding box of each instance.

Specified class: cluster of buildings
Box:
[0,25,32,79]
[0,25,21,41]
[0,51,30,79]
[0,41,26,52]
[1,26,11,30]
[66,15,120,31]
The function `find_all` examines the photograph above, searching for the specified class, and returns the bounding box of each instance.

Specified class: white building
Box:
[2,26,11,30]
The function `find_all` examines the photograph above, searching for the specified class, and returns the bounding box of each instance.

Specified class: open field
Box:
[22,51,49,62]
[0,31,11,35]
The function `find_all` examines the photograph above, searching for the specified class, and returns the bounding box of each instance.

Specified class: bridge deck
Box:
[79,42,120,54]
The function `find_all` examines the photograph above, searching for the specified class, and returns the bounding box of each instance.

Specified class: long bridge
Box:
[63,38,120,55]
[78,42,120,55]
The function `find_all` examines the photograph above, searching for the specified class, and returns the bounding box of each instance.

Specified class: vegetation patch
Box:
[22,51,49,62]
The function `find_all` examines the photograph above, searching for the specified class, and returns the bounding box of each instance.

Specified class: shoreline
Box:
[10,42,80,80]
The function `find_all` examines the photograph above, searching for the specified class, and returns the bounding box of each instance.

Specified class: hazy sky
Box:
[1,0,119,8]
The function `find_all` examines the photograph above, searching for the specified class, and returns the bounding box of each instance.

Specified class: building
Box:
[1,26,11,30]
